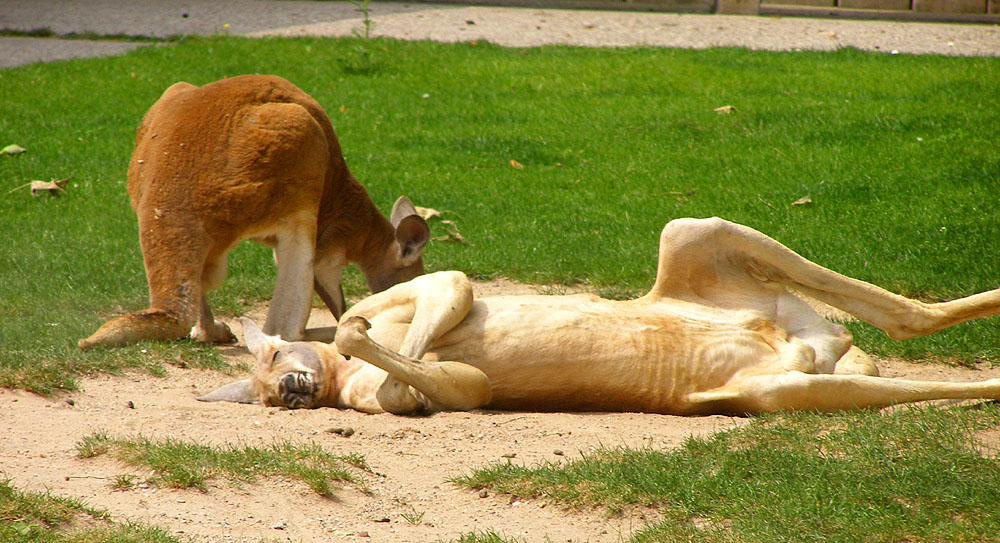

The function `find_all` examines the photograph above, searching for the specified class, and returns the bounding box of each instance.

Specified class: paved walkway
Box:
[1,0,998,69]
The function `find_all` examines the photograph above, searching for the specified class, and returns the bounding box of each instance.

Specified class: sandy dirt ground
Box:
[4,279,1000,543]
[251,5,1000,55]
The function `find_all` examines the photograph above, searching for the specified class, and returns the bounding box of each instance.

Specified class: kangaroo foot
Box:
[190,320,237,344]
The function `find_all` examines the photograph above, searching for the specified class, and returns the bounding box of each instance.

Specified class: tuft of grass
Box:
[401,505,425,526]
[75,432,370,496]
[452,529,524,543]
[76,432,112,459]
[337,0,383,74]
[454,403,1000,542]
[110,474,137,491]
[0,477,181,543]
[1,36,998,396]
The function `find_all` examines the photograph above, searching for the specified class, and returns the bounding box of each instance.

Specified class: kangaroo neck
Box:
[315,173,395,273]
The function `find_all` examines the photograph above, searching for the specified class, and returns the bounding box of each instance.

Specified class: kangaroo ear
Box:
[390,195,418,226]
[390,196,429,264]
[196,379,260,404]
[395,215,430,264]
[240,317,281,358]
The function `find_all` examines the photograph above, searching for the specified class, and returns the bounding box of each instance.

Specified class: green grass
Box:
[0,478,181,543]
[452,530,523,543]
[454,403,1000,542]
[1,36,998,394]
[75,432,370,496]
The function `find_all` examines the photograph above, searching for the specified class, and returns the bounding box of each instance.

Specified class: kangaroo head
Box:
[198,318,340,408]
[365,196,430,293]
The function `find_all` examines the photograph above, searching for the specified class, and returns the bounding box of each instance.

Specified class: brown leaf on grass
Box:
[31,179,69,197]
[433,220,471,245]
[713,105,737,115]
[791,195,812,206]
[414,206,443,221]
[8,177,71,197]
[510,159,524,169]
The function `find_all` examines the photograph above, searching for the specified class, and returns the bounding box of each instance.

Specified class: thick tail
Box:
[78,309,190,349]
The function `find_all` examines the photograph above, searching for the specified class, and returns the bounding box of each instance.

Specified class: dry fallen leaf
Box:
[2,144,27,155]
[510,159,524,169]
[8,177,71,197]
[791,195,812,206]
[433,220,471,245]
[30,178,70,197]
[414,206,443,221]
[713,105,737,115]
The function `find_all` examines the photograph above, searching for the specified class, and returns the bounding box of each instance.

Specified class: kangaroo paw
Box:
[190,320,237,344]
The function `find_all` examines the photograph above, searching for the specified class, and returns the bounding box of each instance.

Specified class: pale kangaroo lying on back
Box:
[79,75,429,350]
[202,218,1000,415]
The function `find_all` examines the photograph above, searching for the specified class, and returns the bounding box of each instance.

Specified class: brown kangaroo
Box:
[79,75,429,350]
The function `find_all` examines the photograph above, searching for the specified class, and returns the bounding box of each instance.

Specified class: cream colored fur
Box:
[202,217,1000,416]
[79,75,429,350]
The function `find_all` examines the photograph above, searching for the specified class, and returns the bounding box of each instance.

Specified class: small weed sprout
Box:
[346,0,375,40]
[112,474,137,490]
[339,0,382,75]
[75,432,111,458]
[401,505,425,526]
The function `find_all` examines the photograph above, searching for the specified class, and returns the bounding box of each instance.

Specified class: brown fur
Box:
[79,75,428,349]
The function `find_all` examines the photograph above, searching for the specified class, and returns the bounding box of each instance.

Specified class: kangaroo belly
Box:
[426,296,785,413]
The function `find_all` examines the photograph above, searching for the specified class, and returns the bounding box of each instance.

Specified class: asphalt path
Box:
[0,0,420,68]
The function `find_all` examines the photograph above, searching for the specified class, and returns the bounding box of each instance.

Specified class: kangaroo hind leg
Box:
[653,217,1000,341]
[79,212,206,349]
[189,248,237,344]
[687,372,1000,415]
